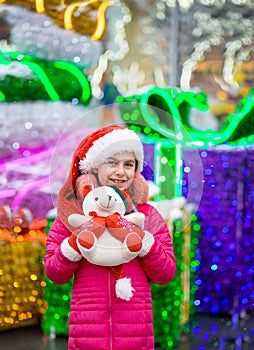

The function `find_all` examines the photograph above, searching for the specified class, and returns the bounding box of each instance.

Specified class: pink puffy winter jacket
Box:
[44,202,176,350]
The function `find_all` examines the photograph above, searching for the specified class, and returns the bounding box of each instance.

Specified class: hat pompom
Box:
[115,277,135,301]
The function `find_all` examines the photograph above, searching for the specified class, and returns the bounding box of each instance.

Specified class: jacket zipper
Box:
[108,270,113,350]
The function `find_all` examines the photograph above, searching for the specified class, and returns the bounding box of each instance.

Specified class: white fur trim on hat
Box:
[79,129,144,173]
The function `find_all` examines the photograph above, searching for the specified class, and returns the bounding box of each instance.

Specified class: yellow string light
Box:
[35,0,45,13]
[64,0,112,40]
[64,1,95,31]
[91,1,113,40]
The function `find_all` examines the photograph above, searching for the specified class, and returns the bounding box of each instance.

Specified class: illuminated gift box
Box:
[0,209,47,331]
[188,145,254,315]
[142,140,254,316]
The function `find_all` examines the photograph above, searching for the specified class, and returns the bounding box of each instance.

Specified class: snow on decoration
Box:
[1,4,102,68]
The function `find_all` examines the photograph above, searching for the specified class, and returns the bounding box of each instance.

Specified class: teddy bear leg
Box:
[77,230,96,250]
[126,233,142,252]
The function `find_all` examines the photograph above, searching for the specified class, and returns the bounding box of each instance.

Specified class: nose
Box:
[115,163,124,175]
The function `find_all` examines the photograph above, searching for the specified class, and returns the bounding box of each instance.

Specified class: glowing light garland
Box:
[53,61,91,103]
[64,0,112,40]
[119,86,254,148]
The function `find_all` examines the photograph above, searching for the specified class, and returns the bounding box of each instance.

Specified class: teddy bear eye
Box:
[95,197,98,201]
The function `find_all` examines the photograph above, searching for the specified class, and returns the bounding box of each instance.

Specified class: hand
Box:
[122,232,143,262]
[68,233,80,253]
[61,233,82,262]
[138,231,155,257]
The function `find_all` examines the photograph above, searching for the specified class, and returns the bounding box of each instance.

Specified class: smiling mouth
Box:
[109,179,126,184]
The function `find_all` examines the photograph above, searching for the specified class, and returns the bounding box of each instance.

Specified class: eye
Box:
[125,161,135,168]
[106,159,116,165]
[95,197,98,201]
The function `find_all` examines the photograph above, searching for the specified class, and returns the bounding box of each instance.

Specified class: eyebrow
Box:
[108,156,135,162]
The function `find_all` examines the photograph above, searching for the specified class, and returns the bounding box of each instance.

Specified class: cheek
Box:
[128,170,136,181]
[97,167,110,185]
[98,173,106,185]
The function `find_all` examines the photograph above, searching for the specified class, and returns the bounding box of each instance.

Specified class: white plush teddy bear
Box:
[68,185,146,266]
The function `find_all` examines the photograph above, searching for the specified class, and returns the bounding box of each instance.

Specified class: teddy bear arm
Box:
[123,212,145,225]
[68,213,91,227]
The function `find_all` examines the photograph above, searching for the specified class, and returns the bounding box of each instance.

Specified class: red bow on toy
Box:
[87,211,144,241]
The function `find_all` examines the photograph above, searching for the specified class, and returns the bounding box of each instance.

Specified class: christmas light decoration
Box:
[119,86,254,147]
[1,0,113,39]
[63,0,112,40]
[1,3,131,95]
[118,86,254,200]
[0,210,47,330]
[0,50,92,104]
[184,144,254,315]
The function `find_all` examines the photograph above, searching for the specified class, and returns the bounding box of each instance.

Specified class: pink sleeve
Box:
[44,217,81,284]
[137,204,176,285]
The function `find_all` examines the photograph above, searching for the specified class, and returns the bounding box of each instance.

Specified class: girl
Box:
[44,125,176,350]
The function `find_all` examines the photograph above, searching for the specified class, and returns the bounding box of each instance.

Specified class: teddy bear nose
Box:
[107,195,115,208]
[97,194,114,208]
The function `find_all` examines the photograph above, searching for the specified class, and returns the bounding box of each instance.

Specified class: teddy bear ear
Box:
[121,190,133,214]
[83,184,93,198]
[75,174,98,203]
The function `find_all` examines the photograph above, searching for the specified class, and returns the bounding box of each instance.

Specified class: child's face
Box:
[94,152,136,190]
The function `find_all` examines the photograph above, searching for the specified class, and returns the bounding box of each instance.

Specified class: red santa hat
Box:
[78,126,144,174]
